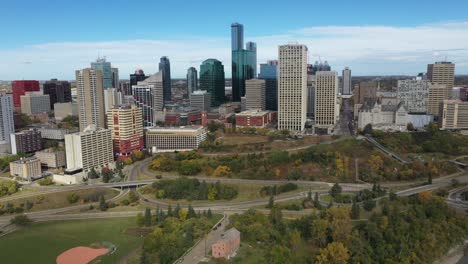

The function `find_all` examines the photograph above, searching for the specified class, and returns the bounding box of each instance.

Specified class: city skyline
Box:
[1,1,468,79]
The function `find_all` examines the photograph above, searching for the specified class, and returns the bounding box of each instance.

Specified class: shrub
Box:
[37,177,54,186]
[10,214,31,226]
[67,193,80,204]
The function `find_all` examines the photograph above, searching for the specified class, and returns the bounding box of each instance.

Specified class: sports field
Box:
[0,217,142,263]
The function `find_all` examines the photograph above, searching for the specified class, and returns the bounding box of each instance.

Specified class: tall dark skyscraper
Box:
[129,69,147,95]
[231,23,244,51]
[231,22,254,102]
[200,59,225,107]
[187,67,198,95]
[43,79,72,109]
[158,56,172,102]
[246,41,257,77]
[259,60,278,111]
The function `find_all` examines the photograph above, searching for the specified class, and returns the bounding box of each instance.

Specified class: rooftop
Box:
[219,228,240,243]
[237,110,273,116]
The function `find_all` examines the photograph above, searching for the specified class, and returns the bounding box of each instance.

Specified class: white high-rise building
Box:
[0,94,14,152]
[342,67,351,95]
[76,68,106,131]
[315,71,339,133]
[132,71,164,127]
[245,79,266,110]
[278,43,308,131]
[64,125,114,172]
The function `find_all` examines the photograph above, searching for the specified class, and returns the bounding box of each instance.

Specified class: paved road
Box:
[179,214,229,264]
[335,98,354,136]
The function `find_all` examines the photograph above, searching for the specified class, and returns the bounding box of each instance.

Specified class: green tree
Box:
[67,193,80,204]
[136,213,145,227]
[88,168,99,179]
[99,195,108,211]
[207,208,213,218]
[362,199,376,212]
[140,251,149,264]
[144,208,152,226]
[330,183,342,198]
[350,200,360,219]
[267,195,274,209]
[10,214,31,226]
[187,204,196,219]
[314,192,321,209]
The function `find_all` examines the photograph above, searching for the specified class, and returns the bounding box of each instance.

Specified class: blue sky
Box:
[1,0,468,79]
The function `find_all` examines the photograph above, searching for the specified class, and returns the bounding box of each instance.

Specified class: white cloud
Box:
[0,21,468,80]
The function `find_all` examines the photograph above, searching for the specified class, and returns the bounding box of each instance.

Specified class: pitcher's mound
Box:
[56,246,109,264]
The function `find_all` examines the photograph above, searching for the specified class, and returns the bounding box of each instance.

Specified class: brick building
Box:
[212,228,241,259]
[235,110,277,128]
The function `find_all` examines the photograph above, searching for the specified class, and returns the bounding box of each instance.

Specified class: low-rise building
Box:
[145,126,207,153]
[64,125,114,172]
[10,157,42,180]
[235,110,277,128]
[212,228,241,259]
[35,148,66,168]
[52,168,85,185]
[54,102,78,121]
[358,99,409,131]
[10,129,42,154]
[439,100,468,131]
[164,107,202,126]
[38,127,75,140]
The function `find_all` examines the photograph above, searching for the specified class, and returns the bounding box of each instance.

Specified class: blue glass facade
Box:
[200,59,225,107]
[246,41,257,77]
[158,56,172,102]
[91,58,113,89]
[232,50,254,102]
[231,23,244,51]
[259,60,278,111]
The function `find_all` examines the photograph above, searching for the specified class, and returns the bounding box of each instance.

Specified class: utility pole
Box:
[355,158,359,182]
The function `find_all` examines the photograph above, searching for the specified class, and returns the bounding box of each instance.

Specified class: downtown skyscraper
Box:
[231,22,256,102]
[259,60,278,111]
[200,59,225,107]
[187,67,198,95]
[342,67,351,95]
[159,56,172,102]
[278,44,308,131]
[91,57,113,89]
[75,68,106,131]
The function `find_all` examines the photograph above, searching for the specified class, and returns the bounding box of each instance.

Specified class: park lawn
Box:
[0,218,143,264]
[219,134,269,146]
[1,188,118,213]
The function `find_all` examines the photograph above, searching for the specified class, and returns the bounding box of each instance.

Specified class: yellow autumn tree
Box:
[213,165,231,177]
[315,242,350,264]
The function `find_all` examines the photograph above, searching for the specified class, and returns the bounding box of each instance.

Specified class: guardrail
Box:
[172,213,227,264]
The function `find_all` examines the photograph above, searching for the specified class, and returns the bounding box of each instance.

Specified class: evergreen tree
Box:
[207,208,213,218]
[314,192,321,209]
[187,204,196,218]
[267,194,274,208]
[198,181,209,200]
[167,205,173,217]
[350,200,360,219]
[428,174,433,184]
[174,204,181,217]
[307,190,312,201]
[330,183,342,198]
[144,208,152,226]
[272,185,278,196]
[99,195,107,211]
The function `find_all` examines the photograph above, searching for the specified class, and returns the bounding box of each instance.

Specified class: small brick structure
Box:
[211,228,241,259]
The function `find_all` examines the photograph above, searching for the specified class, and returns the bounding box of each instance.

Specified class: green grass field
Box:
[0,218,143,264]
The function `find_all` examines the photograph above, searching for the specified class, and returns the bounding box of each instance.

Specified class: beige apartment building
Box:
[20,92,51,115]
[76,69,106,131]
[278,43,308,131]
[315,71,339,133]
[10,157,42,180]
[427,62,455,98]
[64,125,114,171]
[439,100,468,130]
[245,79,266,110]
[427,83,447,117]
[145,126,207,152]
[35,148,66,168]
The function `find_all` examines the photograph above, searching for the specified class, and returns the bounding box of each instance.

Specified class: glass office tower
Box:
[259,60,278,111]
[91,58,113,89]
[246,41,257,77]
[232,49,254,101]
[200,59,225,107]
[158,56,172,102]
